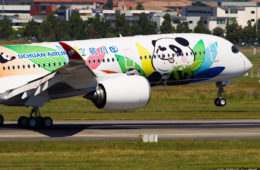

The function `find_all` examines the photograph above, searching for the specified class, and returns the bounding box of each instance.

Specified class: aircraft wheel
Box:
[219,98,226,107]
[214,98,220,106]
[18,116,28,128]
[28,117,37,128]
[43,117,53,129]
[0,115,4,126]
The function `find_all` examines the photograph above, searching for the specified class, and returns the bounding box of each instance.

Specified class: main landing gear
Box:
[18,106,53,129]
[0,114,4,126]
[214,82,226,107]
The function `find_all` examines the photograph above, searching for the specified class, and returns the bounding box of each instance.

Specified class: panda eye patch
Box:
[159,46,167,51]
[169,45,182,55]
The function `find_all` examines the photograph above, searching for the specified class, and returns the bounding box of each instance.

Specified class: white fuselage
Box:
[0,33,252,105]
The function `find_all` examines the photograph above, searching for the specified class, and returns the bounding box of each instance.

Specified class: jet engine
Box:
[85,75,151,110]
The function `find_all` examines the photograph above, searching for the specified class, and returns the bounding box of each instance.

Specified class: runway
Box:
[1,119,260,141]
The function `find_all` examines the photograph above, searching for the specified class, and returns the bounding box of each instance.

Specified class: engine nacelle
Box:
[85,75,151,110]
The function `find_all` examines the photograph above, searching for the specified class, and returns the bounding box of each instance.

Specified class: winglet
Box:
[59,42,82,60]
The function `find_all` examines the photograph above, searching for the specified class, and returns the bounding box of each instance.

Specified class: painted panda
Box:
[148,37,195,86]
[0,52,16,64]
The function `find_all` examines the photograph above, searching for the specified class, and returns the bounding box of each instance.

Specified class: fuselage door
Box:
[208,42,219,62]
[123,48,135,69]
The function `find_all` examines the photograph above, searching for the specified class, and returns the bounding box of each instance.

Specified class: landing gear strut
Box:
[0,114,4,126]
[215,82,226,107]
[18,106,53,129]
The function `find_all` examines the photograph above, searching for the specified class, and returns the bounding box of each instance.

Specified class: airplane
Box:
[0,33,252,129]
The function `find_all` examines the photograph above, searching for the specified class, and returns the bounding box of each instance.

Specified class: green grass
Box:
[0,140,260,169]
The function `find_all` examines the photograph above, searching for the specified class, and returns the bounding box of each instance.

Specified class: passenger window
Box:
[18,65,20,69]
[48,63,51,67]
[149,55,151,59]
[186,52,188,56]
[33,64,36,68]
[93,60,96,63]
[140,56,142,60]
[153,55,156,59]
[38,64,41,67]
[43,64,46,67]
[158,54,161,58]
[162,54,165,58]
[88,60,91,64]
[199,52,201,55]
[28,65,30,69]
[107,58,110,62]
[172,54,174,57]
[64,62,66,65]
[23,65,25,69]
[98,59,100,63]
[103,59,105,62]
[117,58,119,61]
[145,56,147,59]
[13,66,15,70]
[112,58,114,62]
[8,66,10,70]
[3,66,5,70]
[53,63,56,67]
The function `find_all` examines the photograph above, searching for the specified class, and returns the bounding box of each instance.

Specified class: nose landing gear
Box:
[18,106,53,129]
[215,82,226,107]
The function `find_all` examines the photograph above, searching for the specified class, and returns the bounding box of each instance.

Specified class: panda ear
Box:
[175,37,189,46]
[152,40,156,47]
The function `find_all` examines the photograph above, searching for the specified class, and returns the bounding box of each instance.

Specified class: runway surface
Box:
[1,119,260,141]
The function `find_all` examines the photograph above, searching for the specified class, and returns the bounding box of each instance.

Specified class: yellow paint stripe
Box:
[136,43,155,77]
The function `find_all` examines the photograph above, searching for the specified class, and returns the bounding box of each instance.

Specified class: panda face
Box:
[151,37,194,74]
[0,52,16,63]
[1,53,10,60]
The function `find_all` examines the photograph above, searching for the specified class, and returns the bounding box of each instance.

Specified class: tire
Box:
[0,115,4,126]
[28,117,37,128]
[43,117,53,129]
[220,98,226,107]
[214,98,220,106]
[18,116,28,128]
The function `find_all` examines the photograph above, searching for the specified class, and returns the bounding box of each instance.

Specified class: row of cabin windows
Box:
[2,62,67,71]
[139,51,206,60]
[88,58,119,64]
[3,50,210,70]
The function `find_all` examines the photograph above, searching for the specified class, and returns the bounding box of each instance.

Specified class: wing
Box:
[2,42,97,105]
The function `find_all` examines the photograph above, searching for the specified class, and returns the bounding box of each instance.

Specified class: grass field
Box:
[0,140,260,169]
[1,49,260,120]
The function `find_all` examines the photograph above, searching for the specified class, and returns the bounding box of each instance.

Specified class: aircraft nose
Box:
[243,56,253,73]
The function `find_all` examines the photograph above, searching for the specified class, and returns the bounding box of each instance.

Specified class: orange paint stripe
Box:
[101,70,117,74]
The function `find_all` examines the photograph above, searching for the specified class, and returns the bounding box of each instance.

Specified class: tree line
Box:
[0,11,259,45]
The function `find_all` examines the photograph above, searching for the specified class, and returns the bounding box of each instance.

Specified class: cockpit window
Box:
[232,45,239,53]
